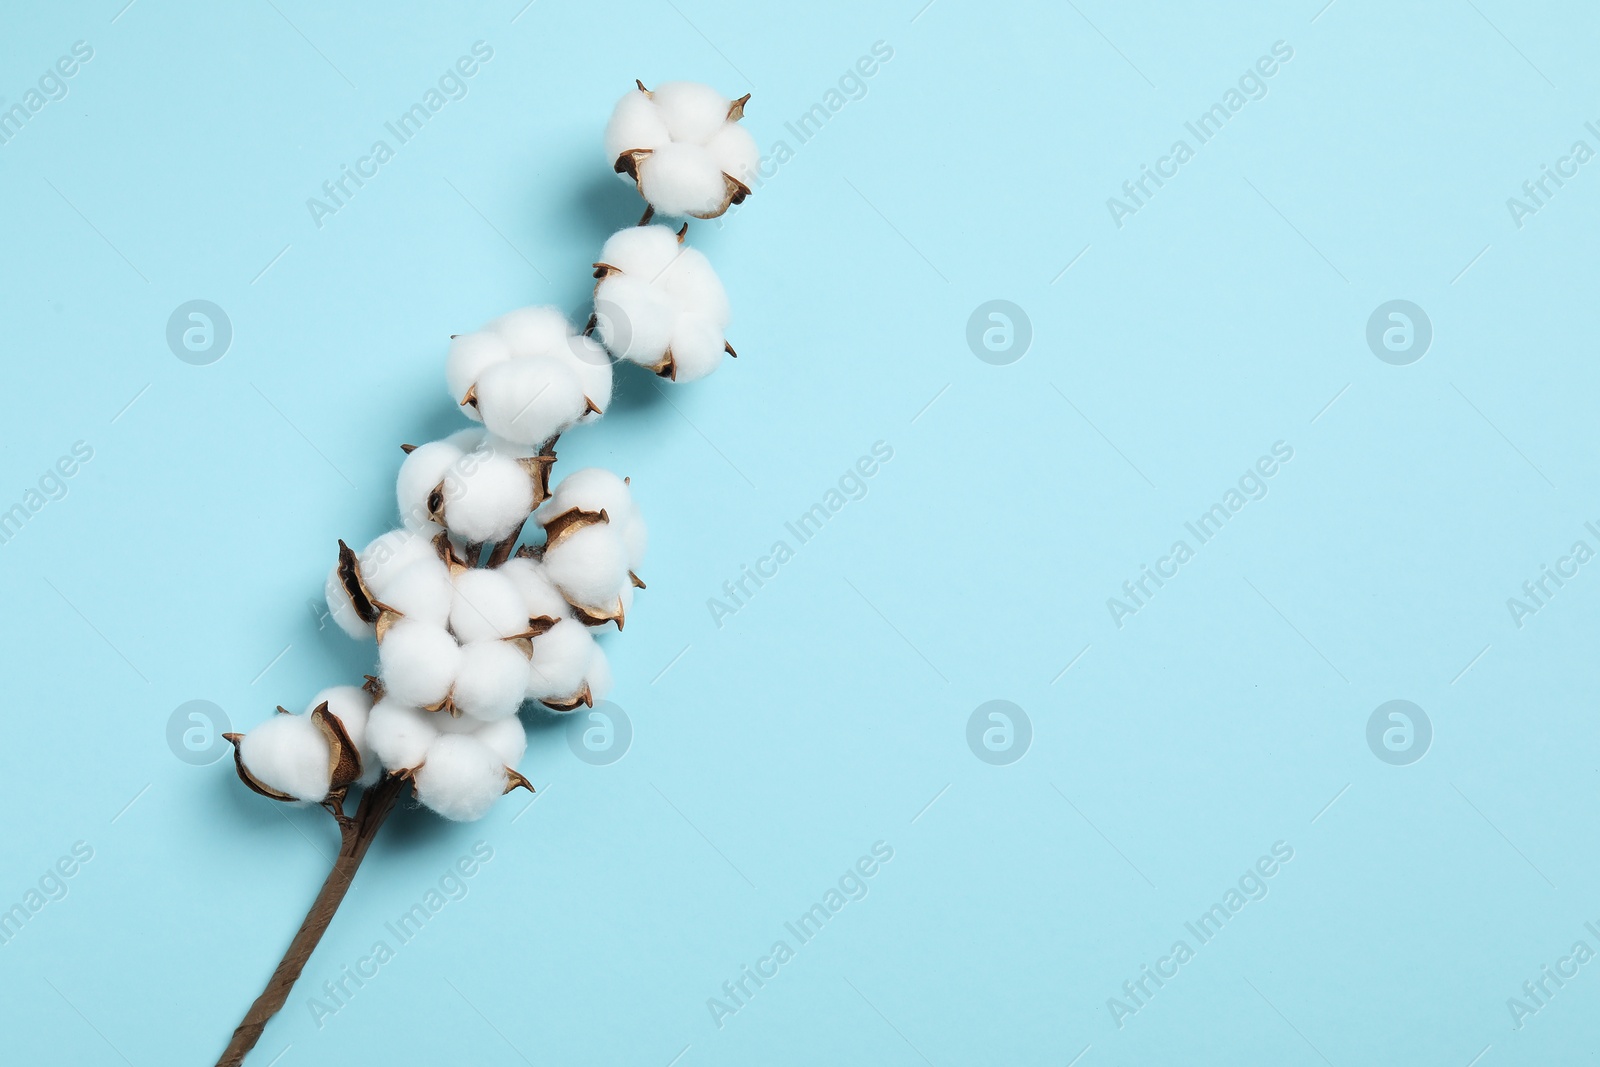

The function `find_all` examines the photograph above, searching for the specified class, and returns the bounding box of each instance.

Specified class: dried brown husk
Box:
[519,443,559,506]
[310,702,363,792]
[541,506,610,552]
[336,540,384,625]
[540,682,594,712]
[570,598,626,631]
[503,768,535,795]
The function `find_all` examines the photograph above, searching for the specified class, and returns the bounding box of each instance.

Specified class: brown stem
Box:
[638,204,654,226]
[484,517,527,568]
[215,775,407,1066]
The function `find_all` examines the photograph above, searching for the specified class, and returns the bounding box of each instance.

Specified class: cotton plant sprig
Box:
[214,81,754,1067]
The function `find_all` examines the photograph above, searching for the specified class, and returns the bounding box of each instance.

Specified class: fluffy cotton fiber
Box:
[444,448,534,545]
[239,713,331,803]
[378,619,461,708]
[452,640,529,721]
[449,307,612,431]
[497,557,573,622]
[525,618,598,704]
[540,468,647,569]
[542,522,631,620]
[414,735,508,822]
[366,699,438,772]
[379,556,455,628]
[475,357,587,446]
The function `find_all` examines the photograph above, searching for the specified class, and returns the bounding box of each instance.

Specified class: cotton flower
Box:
[539,508,633,628]
[378,618,462,710]
[366,698,438,773]
[449,568,534,642]
[325,527,439,638]
[486,307,613,423]
[524,615,600,707]
[605,81,757,219]
[593,225,732,382]
[227,699,364,803]
[452,640,530,721]
[413,735,513,822]
[446,306,612,440]
[378,555,455,629]
[540,468,647,570]
[397,436,543,546]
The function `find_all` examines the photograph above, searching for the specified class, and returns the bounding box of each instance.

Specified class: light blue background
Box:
[2,0,1598,1063]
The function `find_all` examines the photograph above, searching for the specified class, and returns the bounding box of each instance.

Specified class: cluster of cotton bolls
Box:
[226,79,752,824]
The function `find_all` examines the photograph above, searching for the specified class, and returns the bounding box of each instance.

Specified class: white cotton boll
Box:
[604,88,671,168]
[667,313,727,383]
[638,142,728,218]
[497,557,572,621]
[469,715,527,767]
[595,275,674,367]
[307,686,378,784]
[488,306,572,360]
[378,619,461,708]
[599,224,683,280]
[705,122,759,186]
[658,247,730,326]
[541,469,646,570]
[379,557,454,628]
[361,529,442,597]
[526,619,598,703]
[583,645,614,704]
[542,523,630,615]
[562,335,613,422]
[367,699,439,772]
[446,450,534,545]
[446,332,512,416]
[415,735,508,822]
[397,441,465,532]
[327,528,440,637]
[475,356,587,446]
[450,568,528,642]
[652,81,731,143]
[239,714,331,803]
[452,641,529,722]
